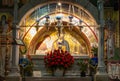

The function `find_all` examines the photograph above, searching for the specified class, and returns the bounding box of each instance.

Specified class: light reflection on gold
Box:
[22,13,97,47]
[29,28,37,37]
[21,13,97,56]
[36,32,88,55]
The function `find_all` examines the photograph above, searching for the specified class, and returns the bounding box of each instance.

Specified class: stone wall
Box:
[31,55,89,76]
[25,77,92,81]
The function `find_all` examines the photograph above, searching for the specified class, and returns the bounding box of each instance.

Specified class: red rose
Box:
[44,49,74,71]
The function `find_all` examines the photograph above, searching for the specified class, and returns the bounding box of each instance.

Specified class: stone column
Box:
[94,0,109,81]
[6,0,21,81]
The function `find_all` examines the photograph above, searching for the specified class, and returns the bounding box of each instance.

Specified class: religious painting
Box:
[35,33,88,56]
[36,35,54,54]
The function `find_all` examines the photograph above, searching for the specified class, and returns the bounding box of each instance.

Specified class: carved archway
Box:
[18,0,99,56]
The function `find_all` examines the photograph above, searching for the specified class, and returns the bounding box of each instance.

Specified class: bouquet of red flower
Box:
[44,49,74,75]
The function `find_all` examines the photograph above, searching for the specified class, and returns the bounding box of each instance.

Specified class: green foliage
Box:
[91,47,98,56]
[110,47,120,60]
[77,59,88,72]
[24,61,33,74]
[20,45,27,54]
[20,60,34,76]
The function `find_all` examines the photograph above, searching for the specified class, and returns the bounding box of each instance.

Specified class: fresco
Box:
[35,32,88,55]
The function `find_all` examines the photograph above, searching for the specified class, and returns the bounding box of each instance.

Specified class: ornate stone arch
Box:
[18,0,99,55]
[18,0,98,25]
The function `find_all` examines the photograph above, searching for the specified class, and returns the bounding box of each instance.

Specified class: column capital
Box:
[97,0,105,27]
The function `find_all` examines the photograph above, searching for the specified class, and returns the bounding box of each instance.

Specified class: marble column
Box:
[6,0,21,81]
[94,0,109,81]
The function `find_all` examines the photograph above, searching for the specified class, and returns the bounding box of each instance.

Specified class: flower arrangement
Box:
[19,54,33,76]
[91,46,98,56]
[77,59,88,71]
[77,59,88,77]
[44,49,74,76]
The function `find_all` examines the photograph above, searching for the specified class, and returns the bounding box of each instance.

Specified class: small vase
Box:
[51,70,55,76]
[80,71,86,77]
[62,69,66,76]
[54,69,64,76]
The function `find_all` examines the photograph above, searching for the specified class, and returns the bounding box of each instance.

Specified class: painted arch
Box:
[18,0,99,56]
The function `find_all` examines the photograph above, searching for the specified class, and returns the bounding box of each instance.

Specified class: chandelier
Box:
[18,2,98,50]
